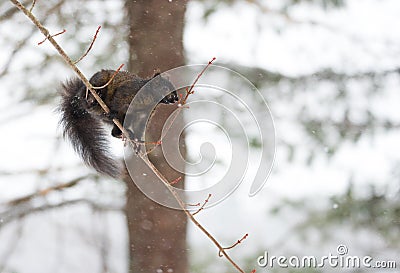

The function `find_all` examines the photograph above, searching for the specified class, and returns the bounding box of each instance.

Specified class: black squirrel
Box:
[59,69,178,178]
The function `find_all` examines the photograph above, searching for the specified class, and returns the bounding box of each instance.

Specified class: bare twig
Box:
[192,193,212,216]
[29,0,36,12]
[74,25,101,64]
[37,29,66,45]
[10,1,247,271]
[218,233,249,257]
[180,57,216,105]
[86,63,125,99]
[145,57,216,155]
[5,174,93,206]
[92,63,124,90]
[0,198,122,228]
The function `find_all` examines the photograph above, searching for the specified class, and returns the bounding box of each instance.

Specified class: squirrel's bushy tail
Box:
[59,78,120,178]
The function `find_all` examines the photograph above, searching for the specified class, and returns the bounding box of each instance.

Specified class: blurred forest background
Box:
[0,0,399,273]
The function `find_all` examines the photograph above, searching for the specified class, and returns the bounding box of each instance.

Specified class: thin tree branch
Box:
[181,57,216,105]
[218,233,249,257]
[37,28,66,45]
[5,174,94,206]
[29,0,36,12]
[0,198,122,229]
[92,63,124,90]
[145,57,216,155]
[192,193,212,216]
[74,25,101,64]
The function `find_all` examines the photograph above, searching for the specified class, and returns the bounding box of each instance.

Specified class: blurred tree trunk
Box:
[124,1,188,273]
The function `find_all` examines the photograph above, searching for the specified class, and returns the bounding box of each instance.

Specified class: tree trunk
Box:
[124,1,188,272]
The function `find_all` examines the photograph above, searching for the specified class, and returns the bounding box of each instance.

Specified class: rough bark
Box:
[124,1,188,272]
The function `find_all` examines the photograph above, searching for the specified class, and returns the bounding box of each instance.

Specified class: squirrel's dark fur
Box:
[59,69,178,178]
